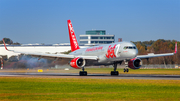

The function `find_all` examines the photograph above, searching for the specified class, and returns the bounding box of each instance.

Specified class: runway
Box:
[0,72,180,80]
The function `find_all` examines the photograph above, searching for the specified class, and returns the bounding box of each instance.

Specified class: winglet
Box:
[2,39,8,50]
[174,42,177,54]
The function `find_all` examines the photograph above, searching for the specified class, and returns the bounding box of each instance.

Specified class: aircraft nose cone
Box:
[135,49,138,56]
[132,51,136,55]
[132,49,138,57]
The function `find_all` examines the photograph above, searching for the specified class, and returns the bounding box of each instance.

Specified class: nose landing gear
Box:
[124,68,129,72]
[124,60,129,73]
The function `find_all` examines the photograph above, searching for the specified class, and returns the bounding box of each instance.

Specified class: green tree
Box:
[3,38,13,44]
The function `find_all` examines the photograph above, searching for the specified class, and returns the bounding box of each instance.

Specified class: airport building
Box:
[79,30,115,45]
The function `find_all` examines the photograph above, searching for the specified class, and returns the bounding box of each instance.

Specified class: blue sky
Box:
[0,0,180,44]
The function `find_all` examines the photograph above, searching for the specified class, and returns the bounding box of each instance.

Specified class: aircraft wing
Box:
[2,39,98,60]
[137,42,177,59]
[137,53,175,59]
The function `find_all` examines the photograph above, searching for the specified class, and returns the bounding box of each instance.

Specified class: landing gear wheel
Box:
[124,68,129,73]
[111,62,119,76]
[111,71,119,75]
[79,71,87,76]
[124,60,129,73]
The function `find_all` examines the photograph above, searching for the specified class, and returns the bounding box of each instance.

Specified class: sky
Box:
[0,0,180,44]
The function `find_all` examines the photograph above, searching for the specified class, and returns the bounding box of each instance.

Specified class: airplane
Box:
[3,19,177,76]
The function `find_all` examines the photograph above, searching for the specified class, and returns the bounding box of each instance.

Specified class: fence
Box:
[141,64,180,69]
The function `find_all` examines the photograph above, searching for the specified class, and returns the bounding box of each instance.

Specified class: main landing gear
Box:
[111,62,119,75]
[79,67,87,76]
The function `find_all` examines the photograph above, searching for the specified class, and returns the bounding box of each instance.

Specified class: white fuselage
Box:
[69,41,138,65]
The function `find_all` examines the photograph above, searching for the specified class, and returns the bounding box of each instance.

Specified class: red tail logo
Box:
[67,20,80,52]
[175,42,177,54]
[106,44,117,58]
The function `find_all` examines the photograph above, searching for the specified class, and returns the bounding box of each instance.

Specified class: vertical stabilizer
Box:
[67,20,80,52]
[175,42,177,54]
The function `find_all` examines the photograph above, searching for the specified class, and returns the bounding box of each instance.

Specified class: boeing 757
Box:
[3,20,177,76]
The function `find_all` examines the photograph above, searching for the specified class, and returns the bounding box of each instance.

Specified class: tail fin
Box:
[67,20,80,52]
[175,42,177,54]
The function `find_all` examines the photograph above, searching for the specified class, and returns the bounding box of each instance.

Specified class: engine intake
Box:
[70,57,85,69]
[128,58,142,69]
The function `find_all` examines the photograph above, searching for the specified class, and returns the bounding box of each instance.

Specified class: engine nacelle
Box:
[128,58,142,69]
[70,57,85,69]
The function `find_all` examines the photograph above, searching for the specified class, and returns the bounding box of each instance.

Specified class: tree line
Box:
[0,38,20,45]
[132,39,180,65]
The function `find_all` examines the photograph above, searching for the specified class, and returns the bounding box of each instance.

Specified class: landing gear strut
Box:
[79,67,87,76]
[124,60,129,73]
[111,62,119,75]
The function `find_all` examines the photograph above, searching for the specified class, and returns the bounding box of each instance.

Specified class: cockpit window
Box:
[124,46,128,49]
[124,46,136,49]
[129,47,133,49]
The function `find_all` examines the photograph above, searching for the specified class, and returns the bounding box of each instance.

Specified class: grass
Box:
[0,77,180,101]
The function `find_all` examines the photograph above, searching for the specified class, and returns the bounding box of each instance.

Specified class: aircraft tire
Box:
[79,71,87,76]
[111,71,119,76]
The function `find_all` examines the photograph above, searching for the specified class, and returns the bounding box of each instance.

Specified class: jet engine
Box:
[70,57,85,69]
[128,58,142,69]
